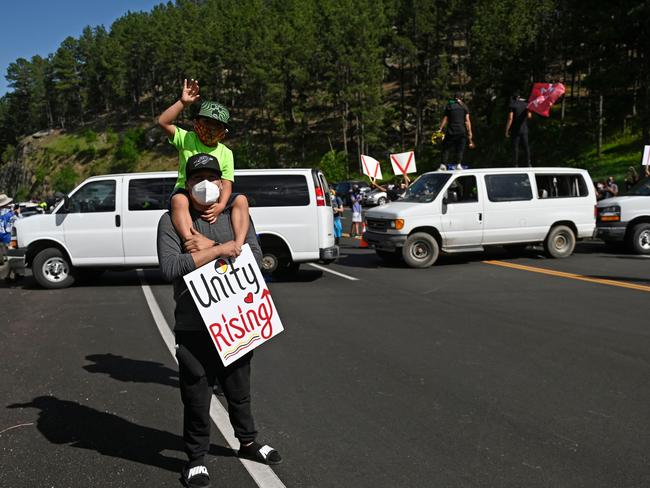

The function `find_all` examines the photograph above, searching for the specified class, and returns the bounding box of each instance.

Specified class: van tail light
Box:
[594,205,597,219]
[9,227,17,249]
[315,187,325,206]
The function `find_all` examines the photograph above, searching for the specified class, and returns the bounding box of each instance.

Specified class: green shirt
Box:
[170,126,235,189]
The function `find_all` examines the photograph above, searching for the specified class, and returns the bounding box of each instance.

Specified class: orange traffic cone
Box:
[359,222,369,248]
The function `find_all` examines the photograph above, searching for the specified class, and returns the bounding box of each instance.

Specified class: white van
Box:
[595,176,650,254]
[11,168,338,288]
[363,167,596,267]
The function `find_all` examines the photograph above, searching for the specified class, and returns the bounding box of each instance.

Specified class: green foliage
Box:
[111,127,144,172]
[83,129,98,143]
[34,166,47,184]
[15,186,30,201]
[52,165,78,193]
[1,144,17,163]
[319,150,348,183]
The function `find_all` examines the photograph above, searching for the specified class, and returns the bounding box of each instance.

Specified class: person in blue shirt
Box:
[330,189,344,245]
[1,194,16,280]
[0,194,16,245]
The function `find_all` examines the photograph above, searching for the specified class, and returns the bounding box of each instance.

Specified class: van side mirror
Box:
[442,196,448,214]
[63,195,70,212]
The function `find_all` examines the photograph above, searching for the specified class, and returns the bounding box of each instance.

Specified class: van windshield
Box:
[401,173,451,203]
[625,177,650,196]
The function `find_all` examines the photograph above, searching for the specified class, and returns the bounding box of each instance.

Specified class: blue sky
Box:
[0,0,163,96]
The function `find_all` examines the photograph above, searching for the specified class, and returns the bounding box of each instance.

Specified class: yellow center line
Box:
[483,260,650,293]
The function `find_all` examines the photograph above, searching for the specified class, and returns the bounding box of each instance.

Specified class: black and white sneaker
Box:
[182,464,211,488]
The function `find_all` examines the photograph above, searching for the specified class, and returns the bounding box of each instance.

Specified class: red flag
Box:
[527,82,566,117]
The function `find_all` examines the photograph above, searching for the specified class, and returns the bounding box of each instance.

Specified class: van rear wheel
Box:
[402,232,439,268]
[261,252,280,273]
[376,250,402,264]
[33,247,75,289]
[544,225,576,258]
[273,259,300,278]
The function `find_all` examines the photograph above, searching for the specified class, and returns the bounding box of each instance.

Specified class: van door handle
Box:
[478,212,483,222]
[115,215,121,227]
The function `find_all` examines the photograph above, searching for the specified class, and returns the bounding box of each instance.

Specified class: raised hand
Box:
[181,78,200,106]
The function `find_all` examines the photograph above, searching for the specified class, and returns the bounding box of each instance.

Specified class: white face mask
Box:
[191,179,221,205]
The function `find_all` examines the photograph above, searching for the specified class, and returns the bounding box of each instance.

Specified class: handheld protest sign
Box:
[183,244,284,366]
[361,154,382,180]
[527,82,565,117]
[390,151,416,176]
[642,145,650,166]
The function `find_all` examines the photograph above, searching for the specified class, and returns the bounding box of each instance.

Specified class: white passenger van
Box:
[363,167,596,267]
[12,168,337,288]
[595,176,650,254]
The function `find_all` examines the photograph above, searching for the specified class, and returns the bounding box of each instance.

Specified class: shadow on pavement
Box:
[574,240,627,255]
[587,275,650,284]
[3,267,324,289]
[335,245,545,269]
[265,269,323,283]
[335,240,639,270]
[1,270,169,291]
[7,396,235,473]
[83,354,179,388]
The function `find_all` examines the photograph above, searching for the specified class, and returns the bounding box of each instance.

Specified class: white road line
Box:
[307,263,360,281]
[137,270,287,488]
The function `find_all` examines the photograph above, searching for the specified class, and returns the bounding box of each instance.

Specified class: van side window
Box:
[233,175,309,207]
[129,178,177,211]
[446,175,478,203]
[485,174,532,202]
[64,180,116,213]
[535,174,589,198]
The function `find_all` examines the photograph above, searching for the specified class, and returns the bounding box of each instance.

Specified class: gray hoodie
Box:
[156,209,263,331]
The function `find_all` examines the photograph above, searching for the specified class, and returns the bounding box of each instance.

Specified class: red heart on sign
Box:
[244,292,253,304]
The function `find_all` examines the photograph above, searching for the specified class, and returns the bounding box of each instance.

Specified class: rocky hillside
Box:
[0,119,179,200]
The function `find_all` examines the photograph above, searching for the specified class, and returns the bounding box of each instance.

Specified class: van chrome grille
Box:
[366,218,389,232]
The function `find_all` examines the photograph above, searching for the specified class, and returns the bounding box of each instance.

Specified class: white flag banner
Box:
[390,151,417,176]
[183,244,284,366]
[360,154,383,180]
[642,145,650,166]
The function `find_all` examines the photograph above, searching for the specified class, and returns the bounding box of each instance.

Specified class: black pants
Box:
[176,330,257,462]
[512,132,531,167]
[441,135,466,166]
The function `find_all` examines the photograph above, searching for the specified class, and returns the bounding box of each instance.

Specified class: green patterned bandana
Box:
[197,101,230,127]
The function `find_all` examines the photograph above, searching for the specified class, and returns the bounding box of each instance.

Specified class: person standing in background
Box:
[331,189,344,245]
[505,92,532,167]
[624,166,639,191]
[0,194,16,281]
[603,176,619,198]
[349,185,363,238]
[438,92,475,167]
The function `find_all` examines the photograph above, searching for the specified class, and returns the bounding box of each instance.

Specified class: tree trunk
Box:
[355,112,361,173]
[341,101,349,157]
[597,94,603,157]
[400,55,405,151]
[77,92,84,126]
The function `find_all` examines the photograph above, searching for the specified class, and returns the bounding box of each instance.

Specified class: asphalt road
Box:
[1,239,649,488]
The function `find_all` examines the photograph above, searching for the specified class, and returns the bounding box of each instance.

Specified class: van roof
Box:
[83,168,321,180]
[429,167,590,175]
